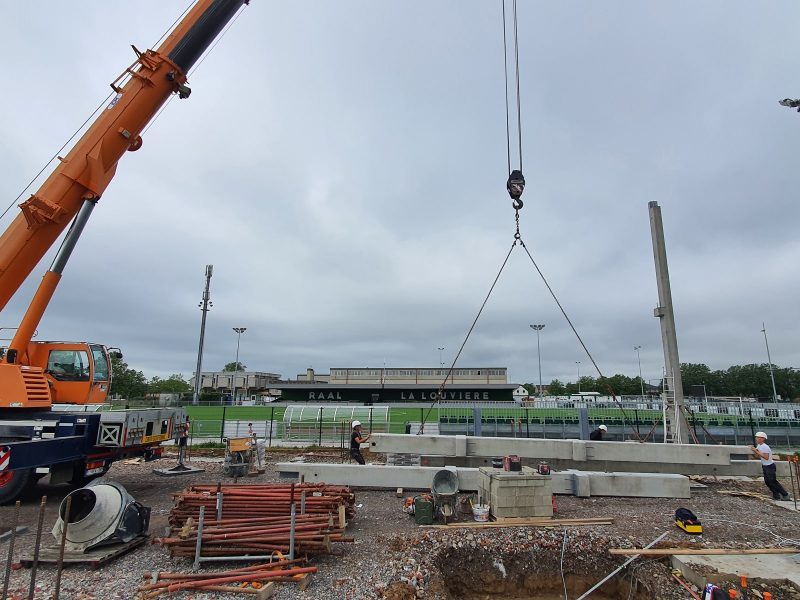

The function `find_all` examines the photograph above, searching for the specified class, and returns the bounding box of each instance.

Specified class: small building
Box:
[190,371,282,403]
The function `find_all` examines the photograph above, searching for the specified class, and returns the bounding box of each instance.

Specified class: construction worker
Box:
[178,417,190,465]
[350,420,370,465]
[589,424,608,441]
[751,431,790,501]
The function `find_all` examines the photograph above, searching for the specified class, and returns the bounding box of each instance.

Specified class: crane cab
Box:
[0,342,114,408]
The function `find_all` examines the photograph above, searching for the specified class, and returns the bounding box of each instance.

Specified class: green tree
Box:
[110,355,147,399]
[547,379,567,396]
[149,374,191,394]
[222,362,246,372]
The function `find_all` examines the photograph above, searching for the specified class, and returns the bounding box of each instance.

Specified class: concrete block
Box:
[564,470,689,499]
[572,441,587,461]
[573,472,591,498]
[491,494,552,508]
[492,505,553,519]
[455,435,468,457]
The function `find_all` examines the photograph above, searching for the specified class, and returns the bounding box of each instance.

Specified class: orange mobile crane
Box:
[0,0,248,503]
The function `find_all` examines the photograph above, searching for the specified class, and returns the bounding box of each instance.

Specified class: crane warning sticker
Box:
[0,446,10,471]
[106,92,123,110]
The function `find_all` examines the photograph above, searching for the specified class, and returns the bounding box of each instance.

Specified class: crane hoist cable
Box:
[418,1,642,436]
[502,0,526,213]
[418,213,644,441]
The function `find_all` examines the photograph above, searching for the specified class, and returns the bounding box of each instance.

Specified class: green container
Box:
[414,496,434,525]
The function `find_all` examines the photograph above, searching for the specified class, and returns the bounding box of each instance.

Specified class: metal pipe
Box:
[289,503,296,561]
[1,500,21,600]
[576,531,668,600]
[193,505,205,570]
[164,567,317,593]
[53,495,73,600]
[27,495,47,600]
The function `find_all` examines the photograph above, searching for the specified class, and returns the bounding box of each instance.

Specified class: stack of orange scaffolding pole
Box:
[168,483,355,526]
[156,483,355,559]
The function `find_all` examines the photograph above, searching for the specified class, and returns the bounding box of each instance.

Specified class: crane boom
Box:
[0,0,246,321]
[0,0,247,406]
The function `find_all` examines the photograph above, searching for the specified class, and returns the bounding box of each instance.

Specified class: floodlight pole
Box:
[231,327,247,404]
[192,265,213,405]
[530,325,545,397]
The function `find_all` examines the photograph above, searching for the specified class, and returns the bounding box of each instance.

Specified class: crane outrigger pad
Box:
[153,463,205,477]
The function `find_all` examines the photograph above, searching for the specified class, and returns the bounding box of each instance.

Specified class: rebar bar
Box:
[53,495,72,600]
[27,495,47,600]
[1,500,21,600]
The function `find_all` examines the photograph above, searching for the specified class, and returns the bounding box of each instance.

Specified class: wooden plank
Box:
[421,518,613,529]
[492,517,611,525]
[20,536,148,570]
[609,547,800,556]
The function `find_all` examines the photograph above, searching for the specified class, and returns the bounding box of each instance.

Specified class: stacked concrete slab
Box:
[368,434,786,477]
[478,467,553,518]
[276,463,691,498]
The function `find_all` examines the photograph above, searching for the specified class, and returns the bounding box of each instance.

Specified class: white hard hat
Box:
[755,431,767,439]
[352,420,361,428]
[599,424,608,431]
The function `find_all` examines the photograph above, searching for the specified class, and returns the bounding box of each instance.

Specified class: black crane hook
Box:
[507,169,525,210]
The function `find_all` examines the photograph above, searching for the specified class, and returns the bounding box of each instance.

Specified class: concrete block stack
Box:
[478,466,553,519]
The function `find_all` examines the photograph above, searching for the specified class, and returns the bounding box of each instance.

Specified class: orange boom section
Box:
[0,0,247,313]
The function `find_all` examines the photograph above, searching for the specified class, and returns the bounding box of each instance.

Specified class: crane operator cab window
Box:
[90,345,110,382]
[46,349,90,381]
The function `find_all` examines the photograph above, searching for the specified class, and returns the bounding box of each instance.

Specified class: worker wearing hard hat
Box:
[350,421,371,465]
[750,431,791,501]
[589,424,608,441]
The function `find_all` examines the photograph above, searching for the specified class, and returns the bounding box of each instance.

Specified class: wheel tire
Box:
[0,468,33,505]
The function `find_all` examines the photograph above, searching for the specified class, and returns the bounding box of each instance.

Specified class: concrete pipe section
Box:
[52,480,150,552]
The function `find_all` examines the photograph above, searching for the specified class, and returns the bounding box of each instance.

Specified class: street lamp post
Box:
[530,325,545,397]
[231,327,247,404]
[634,345,644,399]
[761,323,779,405]
[438,347,445,369]
[576,361,581,394]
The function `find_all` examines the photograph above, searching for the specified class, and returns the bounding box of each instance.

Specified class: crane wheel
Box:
[0,468,33,505]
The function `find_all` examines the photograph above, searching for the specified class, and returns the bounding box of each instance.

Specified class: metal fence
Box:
[282,405,390,445]
[156,398,800,448]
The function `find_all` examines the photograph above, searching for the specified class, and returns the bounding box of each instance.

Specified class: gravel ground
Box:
[1,450,799,600]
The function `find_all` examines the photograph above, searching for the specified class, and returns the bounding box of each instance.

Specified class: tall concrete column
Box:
[648,202,689,443]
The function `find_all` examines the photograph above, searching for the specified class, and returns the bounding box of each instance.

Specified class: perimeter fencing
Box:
[179,399,800,448]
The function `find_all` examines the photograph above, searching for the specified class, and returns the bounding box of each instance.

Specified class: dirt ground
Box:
[1,447,799,599]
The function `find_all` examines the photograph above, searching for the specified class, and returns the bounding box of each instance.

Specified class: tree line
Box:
[110,357,246,400]
[526,363,800,401]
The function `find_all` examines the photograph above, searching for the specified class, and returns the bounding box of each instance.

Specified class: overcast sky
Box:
[1,2,798,387]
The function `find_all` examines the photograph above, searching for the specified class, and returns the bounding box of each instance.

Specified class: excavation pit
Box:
[434,540,650,600]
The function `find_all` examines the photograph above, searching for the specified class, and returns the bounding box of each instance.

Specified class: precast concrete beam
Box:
[275,463,690,499]
[420,455,787,477]
[370,434,754,468]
